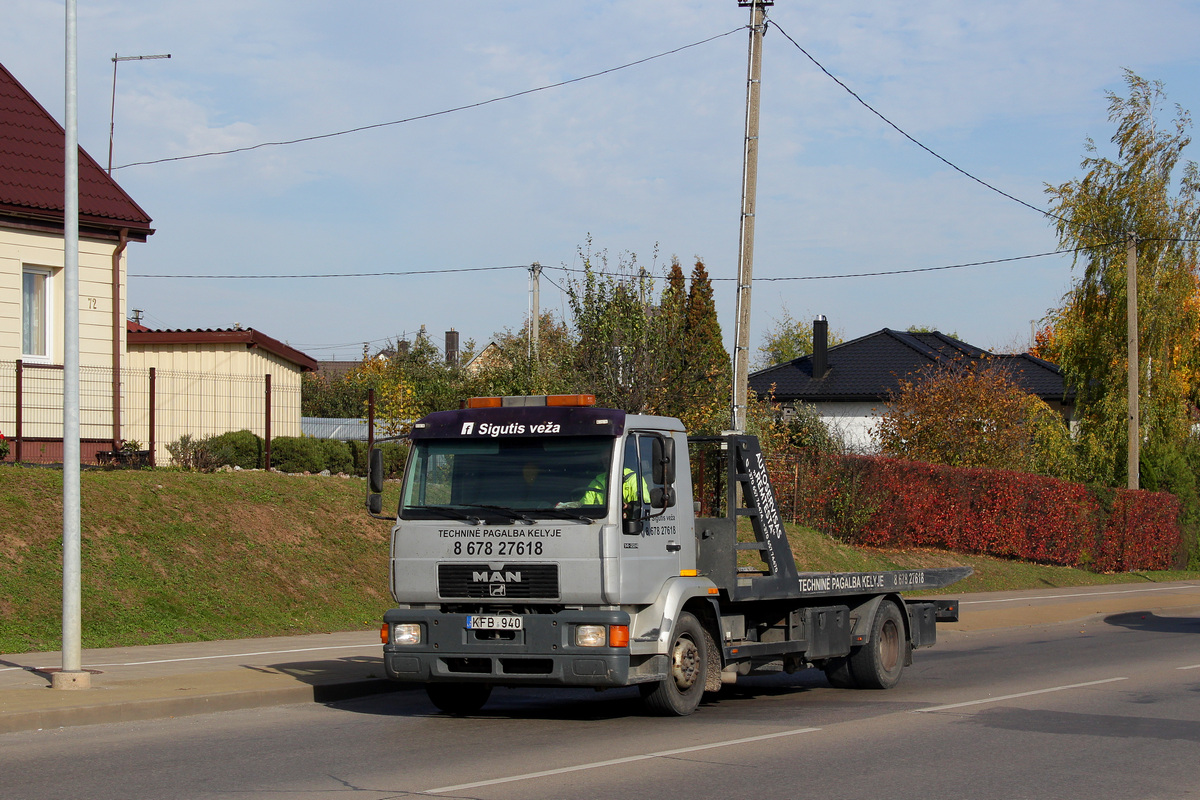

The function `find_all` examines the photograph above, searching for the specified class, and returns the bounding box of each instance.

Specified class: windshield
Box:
[400,437,614,520]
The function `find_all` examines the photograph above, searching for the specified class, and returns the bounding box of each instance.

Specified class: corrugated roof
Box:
[0,61,153,240]
[749,327,1073,404]
[126,326,318,372]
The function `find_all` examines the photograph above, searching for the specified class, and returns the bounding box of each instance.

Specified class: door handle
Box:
[666,541,681,552]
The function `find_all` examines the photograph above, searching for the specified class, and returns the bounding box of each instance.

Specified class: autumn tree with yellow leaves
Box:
[1042,71,1200,486]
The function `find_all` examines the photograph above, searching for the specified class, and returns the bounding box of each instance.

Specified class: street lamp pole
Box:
[108,52,170,174]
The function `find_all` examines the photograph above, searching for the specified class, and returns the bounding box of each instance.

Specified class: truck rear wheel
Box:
[641,611,708,716]
[426,682,492,715]
[848,601,906,689]
[824,601,907,690]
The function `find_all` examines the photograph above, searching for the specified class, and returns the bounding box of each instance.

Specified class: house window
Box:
[22,267,51,360]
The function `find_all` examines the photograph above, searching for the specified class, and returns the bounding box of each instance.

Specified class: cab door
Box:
[617,431,681,602]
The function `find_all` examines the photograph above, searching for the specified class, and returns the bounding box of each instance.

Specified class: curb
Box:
[0,678,406,735]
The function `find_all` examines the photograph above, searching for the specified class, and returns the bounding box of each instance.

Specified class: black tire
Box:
[641,611,709,716]
[822,656,856,689]
[847,601,907,689]
[426,682,492,715]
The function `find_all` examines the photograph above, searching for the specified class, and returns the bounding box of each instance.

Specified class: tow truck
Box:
[368,393,968,715]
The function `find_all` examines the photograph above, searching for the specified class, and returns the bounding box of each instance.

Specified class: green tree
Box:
[1044,70,1200,485]
[676,258,731,433]
[754,307,844,370]
[472,312,579,398]
[566,241,669,412]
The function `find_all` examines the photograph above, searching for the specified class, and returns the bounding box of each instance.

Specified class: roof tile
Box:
[749,328,1073,403]
[0,61,153,238]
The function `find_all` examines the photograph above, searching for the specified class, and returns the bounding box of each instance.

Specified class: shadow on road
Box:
[973,706,1200,742]
[1103,611,1200,634]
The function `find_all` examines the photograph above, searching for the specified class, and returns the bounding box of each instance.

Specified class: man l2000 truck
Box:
[368,393,969,716]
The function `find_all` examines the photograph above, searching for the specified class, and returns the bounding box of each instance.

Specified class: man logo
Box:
[473,570,522,583]
[461,422,475,435]
[490,584,506,597]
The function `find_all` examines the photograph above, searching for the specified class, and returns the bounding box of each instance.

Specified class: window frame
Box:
[21,265,53,363]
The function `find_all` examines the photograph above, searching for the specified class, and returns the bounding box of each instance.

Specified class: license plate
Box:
[466,615,523,630]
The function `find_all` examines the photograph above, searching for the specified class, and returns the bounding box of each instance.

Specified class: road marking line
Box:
[0,644,379,673]
[1178,664,1200,671]
[915,677,1128,713]
[423,727,822,794]
[961,584,1200,606]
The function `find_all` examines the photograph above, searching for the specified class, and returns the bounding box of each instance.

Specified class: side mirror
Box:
[650,486,676,509]
[367,493,383,515]
[652,436,676,485]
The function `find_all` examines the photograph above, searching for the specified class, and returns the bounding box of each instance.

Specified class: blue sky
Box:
[6,1,1200,362]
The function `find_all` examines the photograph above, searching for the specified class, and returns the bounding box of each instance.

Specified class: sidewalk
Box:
[2,581,1198,735]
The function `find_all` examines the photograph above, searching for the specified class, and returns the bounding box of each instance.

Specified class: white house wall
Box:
[808,401,885,454]
[0,228,123,439]
[125,342,304,464]
[0,228,123,367]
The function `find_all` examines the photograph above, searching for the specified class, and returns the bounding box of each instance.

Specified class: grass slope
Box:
[1,466,1195,654]
[1,466,392,653]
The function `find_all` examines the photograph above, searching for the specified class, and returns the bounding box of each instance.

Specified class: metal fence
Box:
[1,360,300,467]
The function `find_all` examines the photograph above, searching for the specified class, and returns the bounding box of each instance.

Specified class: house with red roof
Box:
[0,61,153,460]
[1,62,316,465]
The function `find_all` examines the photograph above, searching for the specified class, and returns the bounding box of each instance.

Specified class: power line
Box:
[128,264,530,279]
[115,27,744,171]
[769,20,1073,229]
[132,245,1123,283]
[548,245,1108,282]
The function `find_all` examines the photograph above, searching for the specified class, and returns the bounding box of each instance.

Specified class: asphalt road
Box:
[3,606,1198,800]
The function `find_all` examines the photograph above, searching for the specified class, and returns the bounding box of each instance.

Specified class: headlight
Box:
[393,623,421,645]
[575,625,607,647]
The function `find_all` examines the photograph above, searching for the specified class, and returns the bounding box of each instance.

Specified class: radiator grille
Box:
[437,563,559,599]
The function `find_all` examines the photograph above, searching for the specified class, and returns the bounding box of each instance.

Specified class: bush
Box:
[319,439,354,475]
[269,437,327,474]
[771,451,1183,572]
[207,430,263,469]
[165,434,219,472]
[1140,437,1200,569]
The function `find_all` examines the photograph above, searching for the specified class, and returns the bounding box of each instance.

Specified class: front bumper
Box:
[383,607,636,688]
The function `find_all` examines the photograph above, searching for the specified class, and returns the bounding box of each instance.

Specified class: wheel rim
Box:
[879,618,900,672]
[671,635,700,690]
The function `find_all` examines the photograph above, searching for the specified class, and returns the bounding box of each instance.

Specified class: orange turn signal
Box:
[465,396,503,408]
[546,393,596,407]
[380,623,389,645]
[608,625,630,648]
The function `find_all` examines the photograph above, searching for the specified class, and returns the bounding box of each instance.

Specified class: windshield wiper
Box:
[455,504,537,525]
[530,508,594,522]
[406,505,484,524]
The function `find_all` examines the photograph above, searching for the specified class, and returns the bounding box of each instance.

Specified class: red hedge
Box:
[767,452,1182,572]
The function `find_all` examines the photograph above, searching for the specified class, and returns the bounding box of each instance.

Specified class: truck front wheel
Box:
[641,612,708,716]
[426,682,492,715]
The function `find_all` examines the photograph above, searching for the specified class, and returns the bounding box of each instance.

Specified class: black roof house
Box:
[748,318,1073,410]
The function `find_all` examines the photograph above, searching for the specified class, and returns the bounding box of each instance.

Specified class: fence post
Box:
[14,359,22,463]
[264,373,272,470]
[148,367,156,467]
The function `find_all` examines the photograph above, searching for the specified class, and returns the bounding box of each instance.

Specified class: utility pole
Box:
[529,262,542,361]
[731,0,772,432]
[1127,237,1139,490]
